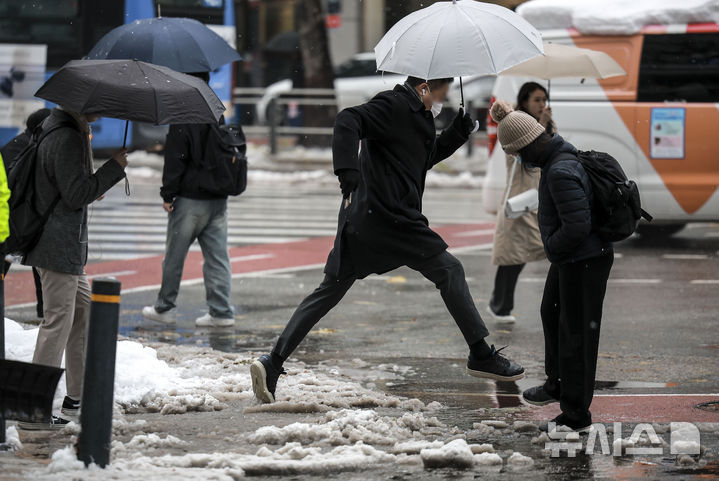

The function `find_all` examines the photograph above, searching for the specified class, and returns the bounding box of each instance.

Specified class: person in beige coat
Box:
[488,82,555,322]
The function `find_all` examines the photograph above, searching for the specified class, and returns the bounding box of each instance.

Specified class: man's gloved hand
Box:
[452,107,475,137]
[337,168,360,198]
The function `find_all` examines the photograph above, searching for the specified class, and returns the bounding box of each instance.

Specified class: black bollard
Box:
[77,278,121,468]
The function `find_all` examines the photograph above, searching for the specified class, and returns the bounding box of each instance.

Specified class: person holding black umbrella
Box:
[250,76,526,404]
[20,106,127,429]
[21,58,225,429]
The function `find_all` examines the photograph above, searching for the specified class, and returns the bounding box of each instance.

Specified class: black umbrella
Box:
[35,59,225,147]
[86,17,241,73]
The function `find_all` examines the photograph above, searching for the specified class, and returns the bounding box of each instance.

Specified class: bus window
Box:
[638,33,719,103]
[0,0,81,68]
[156,0,225,24]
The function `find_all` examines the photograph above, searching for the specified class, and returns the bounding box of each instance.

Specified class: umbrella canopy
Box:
[374,0,543,80]
[86,17,241,73]
[500,42,627,79]
[35,59,225,125]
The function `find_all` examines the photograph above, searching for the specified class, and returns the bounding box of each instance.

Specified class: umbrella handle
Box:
[459,77,464,109]
[122,120,129,149]
[547,79,551,107]
[122,120,130,197]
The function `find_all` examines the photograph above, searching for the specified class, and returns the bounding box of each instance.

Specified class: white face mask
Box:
[423,86,443,118]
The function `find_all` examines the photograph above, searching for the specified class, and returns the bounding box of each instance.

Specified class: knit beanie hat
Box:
[490,99,546,154]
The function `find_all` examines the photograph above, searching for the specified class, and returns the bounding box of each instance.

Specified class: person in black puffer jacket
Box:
[490,100,614,432]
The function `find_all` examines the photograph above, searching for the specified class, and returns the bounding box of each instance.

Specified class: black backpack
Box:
[575,150,653,242]
[197,123,248,197]
[1,121,74,256]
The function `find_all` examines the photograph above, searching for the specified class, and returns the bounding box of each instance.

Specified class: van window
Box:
[638,33,719,103]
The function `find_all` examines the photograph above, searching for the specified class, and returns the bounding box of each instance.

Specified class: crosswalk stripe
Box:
[81,183,483,261]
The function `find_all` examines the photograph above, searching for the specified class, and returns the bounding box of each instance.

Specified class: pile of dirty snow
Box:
[4,318,437,416]
[419,439,503,469]
[4,318,245,414]
[518,0,719,35]
[248,409,443,446]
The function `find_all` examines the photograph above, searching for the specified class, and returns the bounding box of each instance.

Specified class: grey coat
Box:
[23,109,126,274]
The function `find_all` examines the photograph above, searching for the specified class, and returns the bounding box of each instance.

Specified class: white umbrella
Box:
[501,42,627,102]
[374,0,544,105]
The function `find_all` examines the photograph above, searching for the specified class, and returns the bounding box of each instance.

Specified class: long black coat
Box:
[326,84,468,279]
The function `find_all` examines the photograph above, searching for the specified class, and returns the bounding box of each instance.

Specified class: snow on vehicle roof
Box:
[517,0,719,35]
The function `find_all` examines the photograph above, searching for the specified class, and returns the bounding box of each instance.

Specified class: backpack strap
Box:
[640,209,653,222]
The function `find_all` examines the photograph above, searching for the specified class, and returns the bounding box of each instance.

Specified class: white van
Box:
[483,23,719,236]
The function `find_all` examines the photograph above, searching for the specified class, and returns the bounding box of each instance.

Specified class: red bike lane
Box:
[4,222,495,306]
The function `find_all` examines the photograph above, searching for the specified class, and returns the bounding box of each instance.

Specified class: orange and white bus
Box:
[483,23,719,236]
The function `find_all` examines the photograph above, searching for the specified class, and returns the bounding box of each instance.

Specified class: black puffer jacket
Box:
[534,135,612,264]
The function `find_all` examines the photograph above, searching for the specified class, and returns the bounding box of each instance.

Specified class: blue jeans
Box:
[155,196,234,318]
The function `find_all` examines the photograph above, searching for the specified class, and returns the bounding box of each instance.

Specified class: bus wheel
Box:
[635,223,686,238]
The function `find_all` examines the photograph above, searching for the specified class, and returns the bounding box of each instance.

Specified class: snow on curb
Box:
[4,425,23,450]
[125,147,484,188]
[419,439,503,469]
[248,409,443,446]
[507,451,535,468]
[4,319,427,417]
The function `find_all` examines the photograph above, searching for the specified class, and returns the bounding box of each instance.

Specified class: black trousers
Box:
[273,250,491,361]
[540,251,613,425]
[489,264,525,316]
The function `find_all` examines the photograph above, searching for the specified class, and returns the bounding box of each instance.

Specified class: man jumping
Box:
[251,77,525,403]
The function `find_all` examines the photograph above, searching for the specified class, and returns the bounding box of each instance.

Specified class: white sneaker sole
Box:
[17,420,70,431]
[196,319,235,327]
[250,361,275,404]
[485,305,516,323]
[142,309,175,324]
[466,366,525,382]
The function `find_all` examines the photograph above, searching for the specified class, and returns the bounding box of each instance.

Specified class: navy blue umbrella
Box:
[86,17,241,73]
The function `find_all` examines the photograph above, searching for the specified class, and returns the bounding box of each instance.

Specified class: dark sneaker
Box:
[61,396,80,418]
[17,415,72,431]
[466,345,525,381]
[522,385,559,406]
[250,354,286,403]
[540,413,592,434]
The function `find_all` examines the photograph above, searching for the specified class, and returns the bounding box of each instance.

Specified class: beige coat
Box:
[491,153,546,266]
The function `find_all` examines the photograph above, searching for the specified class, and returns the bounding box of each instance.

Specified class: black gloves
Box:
[337,168,360,198]
[452,107,474,137]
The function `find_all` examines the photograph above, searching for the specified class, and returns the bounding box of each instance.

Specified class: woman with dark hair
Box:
[487,82,554,322]
[490,99,613,432]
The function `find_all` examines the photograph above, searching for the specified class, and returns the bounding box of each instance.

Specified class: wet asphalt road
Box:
[5,180,719,479]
